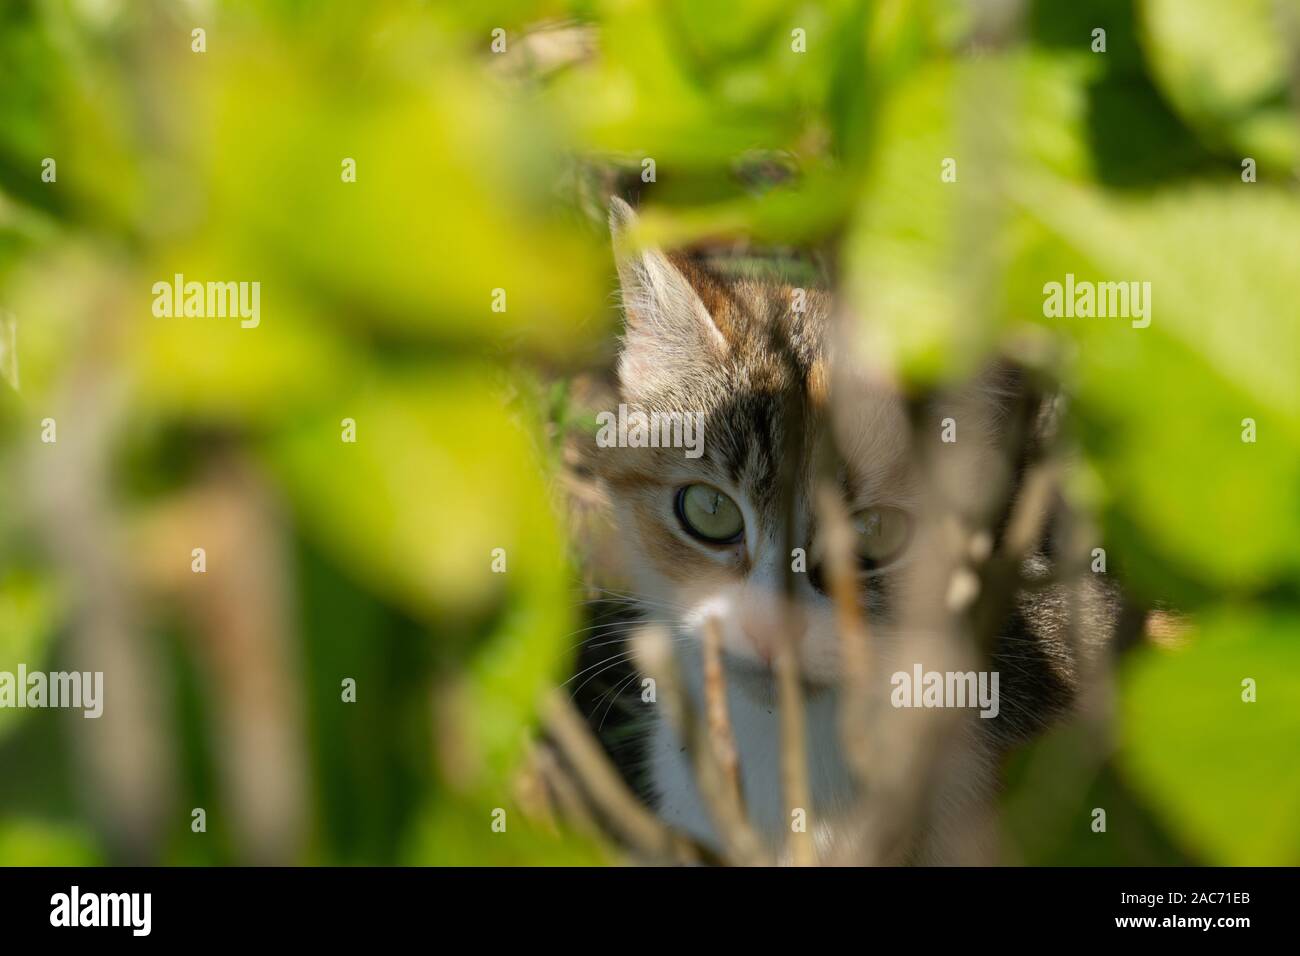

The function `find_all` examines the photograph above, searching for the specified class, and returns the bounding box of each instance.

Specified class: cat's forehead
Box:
[645,369,912,527]
[697,368,913,511]
[612,259,914,511]
[699,385,798,516]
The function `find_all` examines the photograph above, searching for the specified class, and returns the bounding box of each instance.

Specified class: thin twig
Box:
[816,483,874,786]
[969,461,1057,654]
[700,617,743,811]
[634,626,770,865]
[774,622,815,866]
[543,690,698,863]
[766,327,816,867]
[528,742,597,838]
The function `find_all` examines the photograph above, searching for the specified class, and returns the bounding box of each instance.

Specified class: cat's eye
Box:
[675,484,744,544]
[851,506,911,569]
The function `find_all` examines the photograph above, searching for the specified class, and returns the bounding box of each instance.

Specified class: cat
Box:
[573,196,1120,864]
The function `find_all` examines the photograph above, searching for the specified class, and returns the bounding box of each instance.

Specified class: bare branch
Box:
[634,626,770,865]
[701,617,743,811]
[543,690,698,863]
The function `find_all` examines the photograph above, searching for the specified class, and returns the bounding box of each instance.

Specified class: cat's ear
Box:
[608,197,728,390]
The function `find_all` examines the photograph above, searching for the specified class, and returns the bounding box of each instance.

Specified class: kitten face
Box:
[600,197,931,687]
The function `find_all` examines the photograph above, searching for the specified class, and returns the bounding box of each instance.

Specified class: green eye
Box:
[676,484,744,544]
[852,506,911,568]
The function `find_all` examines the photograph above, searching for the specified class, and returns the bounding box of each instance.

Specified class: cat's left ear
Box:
[608,197,728,389]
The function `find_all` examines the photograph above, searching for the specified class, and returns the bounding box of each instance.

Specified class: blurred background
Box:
[0,0,1298,865]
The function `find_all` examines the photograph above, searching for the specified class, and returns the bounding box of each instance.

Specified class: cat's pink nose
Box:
[740,624,773,666]
[738,604,805,666]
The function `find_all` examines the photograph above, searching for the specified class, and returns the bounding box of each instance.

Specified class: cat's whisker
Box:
[563,649,639,687]
[585,667,637,718]
[598,672,643,731]
[580,586,693,613]
[562,625,691,664]
[584,671,625,717]
[561,618,679,649]
[568,653,643,698]
[578,629,697,660]
[580,634,639,654]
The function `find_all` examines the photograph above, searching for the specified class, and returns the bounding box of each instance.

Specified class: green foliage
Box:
[1015,184,1300,598]
[0,820,101,866]
[1140,0,1300,170]
[0,572,62,740]
[1121,611,1300,865]
[0,0,1296,865]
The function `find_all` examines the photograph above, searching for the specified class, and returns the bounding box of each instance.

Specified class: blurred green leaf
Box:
[845,52,1093,383]
[406,793,611,865]
[194,20,607,358]
[0,1,144,230]
[551,0,834,168]
[1139,0,1300,169]
[269,367,573,783]
[0,571,62,739]
[1119,610,1300,865]
[1001,722,1195,865]
[0,819,101,865]
[1013,180,1300,596]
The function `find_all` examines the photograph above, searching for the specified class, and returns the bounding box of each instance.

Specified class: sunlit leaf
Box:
[844,53,1093,383]
[1119,610,1300,865]
[0,571,62,739]
[269,368,573,781]
[0,819,101,865]
[1139,0,1300,169]
[1013,180,1300,595]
